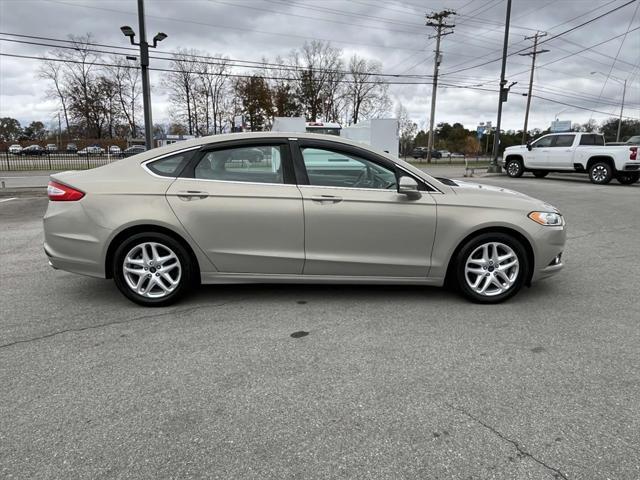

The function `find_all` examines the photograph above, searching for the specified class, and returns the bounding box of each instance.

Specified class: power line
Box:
[0,34,436,79]
[441,0,638,77]
[47,0,425,53]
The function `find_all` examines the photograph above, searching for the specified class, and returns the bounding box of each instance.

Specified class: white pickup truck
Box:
[502,132,639,185]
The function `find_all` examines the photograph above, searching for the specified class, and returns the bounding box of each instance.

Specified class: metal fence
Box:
[0,152,122,171]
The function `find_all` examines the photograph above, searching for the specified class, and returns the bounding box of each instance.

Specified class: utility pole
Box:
[617,78,627,142]
[519,32,549,143]
[488,0,514,173]
[425,10,455,163]
[120,0,167,150]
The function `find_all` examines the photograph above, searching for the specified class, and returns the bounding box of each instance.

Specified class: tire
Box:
[616,172,639,185]
[454,232,529,304]
[588,161,613,185]
[112,232,195,307]
[533,171,548,178]
[505,158,524,178]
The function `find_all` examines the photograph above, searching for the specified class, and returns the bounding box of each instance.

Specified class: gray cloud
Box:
[1,0,639,132]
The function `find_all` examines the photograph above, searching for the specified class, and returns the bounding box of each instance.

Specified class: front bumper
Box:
[530,224,566,283]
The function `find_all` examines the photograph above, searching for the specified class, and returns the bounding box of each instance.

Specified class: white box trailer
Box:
[272,117,399,157]
[340,119,399,157]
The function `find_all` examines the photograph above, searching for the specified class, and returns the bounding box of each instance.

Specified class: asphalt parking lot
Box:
[1,173,639,479]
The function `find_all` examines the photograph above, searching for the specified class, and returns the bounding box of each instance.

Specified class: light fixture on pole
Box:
[119,0,167,150]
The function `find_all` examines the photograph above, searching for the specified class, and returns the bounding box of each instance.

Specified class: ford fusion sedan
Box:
[44,133,566,306]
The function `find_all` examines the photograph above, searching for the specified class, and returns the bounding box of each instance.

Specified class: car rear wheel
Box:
[505,158,524,178]
[454,233,528,304]
[533,171,548,178]
[616,172,639,185]
[113,232,194,307]
[589,162,613,184]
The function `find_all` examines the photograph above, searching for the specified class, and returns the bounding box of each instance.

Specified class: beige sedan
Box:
[44,133,566,306]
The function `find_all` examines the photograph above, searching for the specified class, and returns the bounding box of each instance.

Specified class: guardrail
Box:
[0,152,122,171]
[403,154,492,165]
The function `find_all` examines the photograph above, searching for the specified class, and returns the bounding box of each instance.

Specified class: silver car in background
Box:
[44,133,566,306]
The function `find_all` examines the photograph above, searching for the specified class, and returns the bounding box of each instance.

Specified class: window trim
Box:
[141,146,201,179]
[550,134,576,148]
[292,138,438,192]
[181,138,296,185]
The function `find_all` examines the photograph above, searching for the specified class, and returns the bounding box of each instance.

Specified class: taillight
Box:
[47,181,85,201]
[630,147,637,161]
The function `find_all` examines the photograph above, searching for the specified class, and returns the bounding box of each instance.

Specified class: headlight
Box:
[528,211,564,226]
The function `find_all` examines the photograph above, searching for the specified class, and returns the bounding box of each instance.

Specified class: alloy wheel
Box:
[122,242,182,298]
[464,242,519,297]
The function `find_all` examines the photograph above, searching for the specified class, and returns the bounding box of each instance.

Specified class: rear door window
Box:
[146,151,193,177]
[194,145,285,184]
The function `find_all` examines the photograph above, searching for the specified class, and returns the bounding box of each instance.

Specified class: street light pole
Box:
[488,0,512,173]
[137,0,153,151]
[120,0,167,150]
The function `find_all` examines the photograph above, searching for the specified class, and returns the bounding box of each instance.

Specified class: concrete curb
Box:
[0,187,46,197]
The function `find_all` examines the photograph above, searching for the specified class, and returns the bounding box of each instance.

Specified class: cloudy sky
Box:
[1,0,639,133]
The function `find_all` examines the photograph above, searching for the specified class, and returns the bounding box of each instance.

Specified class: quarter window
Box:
[146,151,192,177]
[301,147,397,189]
[194,146,284,184]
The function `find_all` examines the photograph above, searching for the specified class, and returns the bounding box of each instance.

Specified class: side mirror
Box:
[398,176,421,199]
[526,142,532,151]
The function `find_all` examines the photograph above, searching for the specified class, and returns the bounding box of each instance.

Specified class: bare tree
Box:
[164,49,200,135]
[290,41,344,122]
[197,54,230,134]
[39,60,71,133]
[346,55,390,125]
[106,56,141,137]
[396,103,417,156]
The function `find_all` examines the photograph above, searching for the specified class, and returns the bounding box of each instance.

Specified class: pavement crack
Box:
[446,403,569,480]
[0,298,246,350]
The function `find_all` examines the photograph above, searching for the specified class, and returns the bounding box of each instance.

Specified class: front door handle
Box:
[310,195,342,204]
[176,190,209,200]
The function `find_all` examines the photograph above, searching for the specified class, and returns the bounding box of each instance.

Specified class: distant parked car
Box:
[66,143,78,152]
[78,146,105,156]
[410,147,441,159]
[450,152,465,158]
[123,145,147,157]
[8,144,22,154]
[109,145,122,156]
[46,144,58,152]
[20,145,45,156]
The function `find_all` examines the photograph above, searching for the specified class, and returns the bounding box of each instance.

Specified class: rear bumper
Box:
[621,163,639,172]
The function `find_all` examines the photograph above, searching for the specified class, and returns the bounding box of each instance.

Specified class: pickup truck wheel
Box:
[589,162,613,184]
[533,171,548,178]
[616,172,639,185]
[505,158,524,178]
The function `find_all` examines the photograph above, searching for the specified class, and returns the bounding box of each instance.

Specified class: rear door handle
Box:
[310,195,342,204]
[177,190,209,200]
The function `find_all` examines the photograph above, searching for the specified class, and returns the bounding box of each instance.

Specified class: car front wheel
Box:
[505,158,524,178]
[113,232,194,307]
[454,233,528,303]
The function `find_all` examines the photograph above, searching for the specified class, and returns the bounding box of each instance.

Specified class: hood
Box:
[504,144,527,151]
[445,179,559,212]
